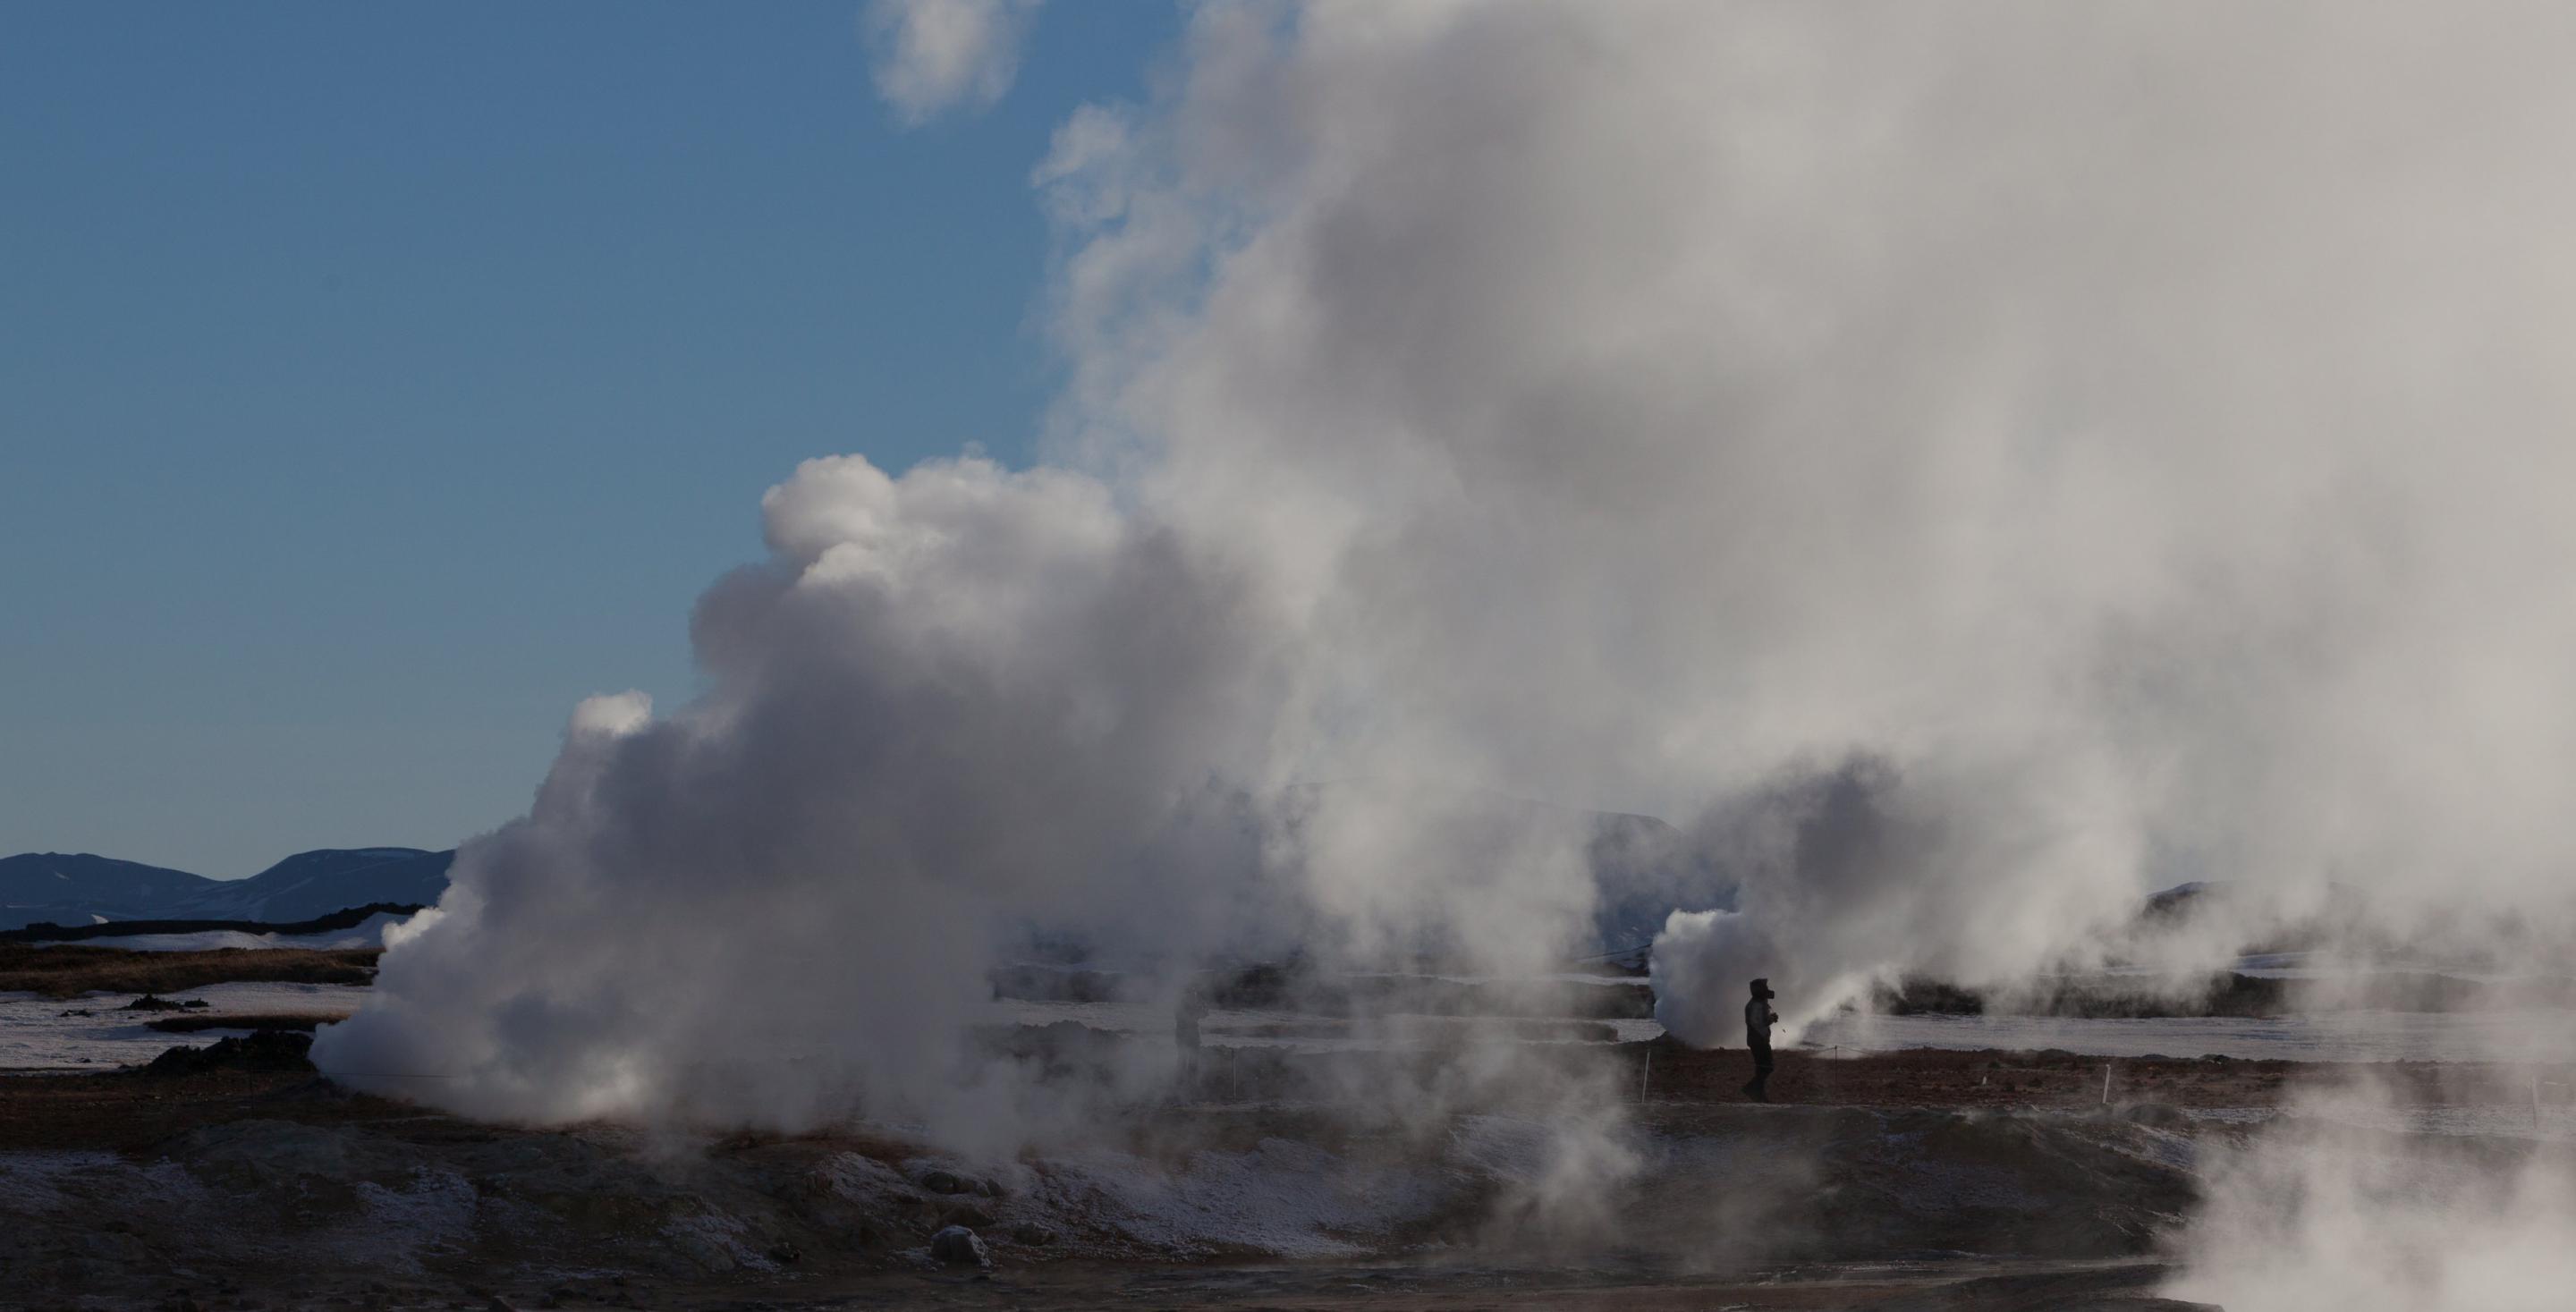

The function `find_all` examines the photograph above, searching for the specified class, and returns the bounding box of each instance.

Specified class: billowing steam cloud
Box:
[322,454,1296,1136]
[331,0,2576,1175]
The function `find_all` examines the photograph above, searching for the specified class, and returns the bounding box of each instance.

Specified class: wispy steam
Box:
[332,4,2576,1222]
[862,0,1043,126]
[2168,1078,2576,1311]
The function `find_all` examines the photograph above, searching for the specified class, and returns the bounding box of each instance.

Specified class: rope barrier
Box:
[1572,942,1654,963]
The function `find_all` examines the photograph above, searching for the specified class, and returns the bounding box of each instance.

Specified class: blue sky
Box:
[1,3,1179,876]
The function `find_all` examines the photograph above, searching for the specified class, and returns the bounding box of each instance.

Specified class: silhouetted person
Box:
[1741,977,1779,1102]
[1174,990,1209,1089]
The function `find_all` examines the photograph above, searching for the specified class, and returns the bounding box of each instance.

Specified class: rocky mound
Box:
[144,1031,317,1077]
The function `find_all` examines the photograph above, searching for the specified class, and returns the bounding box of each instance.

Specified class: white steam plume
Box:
[331,0,2576,1189]
[323,455,1296,1137]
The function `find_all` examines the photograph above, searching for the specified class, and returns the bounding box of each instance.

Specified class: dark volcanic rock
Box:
[915,1166,1003,1198]
[1875,972,2293,1019]
[928,1225,990,1269]
[143,1031,315,1076]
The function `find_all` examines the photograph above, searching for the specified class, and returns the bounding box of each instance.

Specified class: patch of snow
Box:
[0,982,369,1071]
[47,911,416,953]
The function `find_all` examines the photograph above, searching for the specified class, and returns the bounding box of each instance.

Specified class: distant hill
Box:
[0,853,222,930]
[0,847,453,931]
[169,848,454,923]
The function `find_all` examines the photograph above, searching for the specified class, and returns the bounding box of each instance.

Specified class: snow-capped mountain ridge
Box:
[0,847,454,931]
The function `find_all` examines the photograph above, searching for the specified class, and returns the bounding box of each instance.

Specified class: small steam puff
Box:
[566,691,651,739]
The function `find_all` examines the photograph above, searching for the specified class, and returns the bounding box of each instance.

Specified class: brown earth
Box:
[0,1067,403,1154]
[0,944,378,999]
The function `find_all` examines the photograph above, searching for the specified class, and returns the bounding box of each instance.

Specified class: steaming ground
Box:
[8,1019,2575,1310]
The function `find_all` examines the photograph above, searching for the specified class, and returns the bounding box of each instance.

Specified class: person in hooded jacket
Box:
[1741,977,1780,1102]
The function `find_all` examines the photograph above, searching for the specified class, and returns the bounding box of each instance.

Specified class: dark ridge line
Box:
[0,901,428,945]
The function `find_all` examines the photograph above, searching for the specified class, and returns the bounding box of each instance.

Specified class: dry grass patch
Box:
[0,1066,417,1154]
[0,944,377,999]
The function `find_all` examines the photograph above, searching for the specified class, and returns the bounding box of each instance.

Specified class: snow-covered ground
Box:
[34,910,414,953]
[0,982,369,1072]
